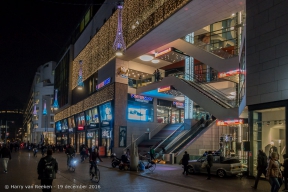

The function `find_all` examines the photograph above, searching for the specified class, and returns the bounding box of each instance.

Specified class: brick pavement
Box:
[0,150,198,192]
[100,155,272,192]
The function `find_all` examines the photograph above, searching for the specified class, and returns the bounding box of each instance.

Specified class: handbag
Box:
[201,160,208,169]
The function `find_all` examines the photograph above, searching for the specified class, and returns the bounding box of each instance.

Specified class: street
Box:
[0,150,271,192]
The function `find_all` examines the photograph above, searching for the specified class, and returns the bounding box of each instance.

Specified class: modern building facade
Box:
[23,61,56,144]
[53,0,288,176]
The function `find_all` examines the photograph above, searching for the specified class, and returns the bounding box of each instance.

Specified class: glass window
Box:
[68,116,75,128]
[61,119,68,131]
[127,100,153,122]
[99,102,112,121]
[56,121,61,132]
[252,107,286,176]
[157,106,170,123]
[85,107,99,125]
[76,112,85,130]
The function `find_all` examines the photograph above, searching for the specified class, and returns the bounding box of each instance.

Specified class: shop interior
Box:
[253,107,286,176]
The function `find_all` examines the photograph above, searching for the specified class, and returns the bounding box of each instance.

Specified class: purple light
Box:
[113,2,126,53]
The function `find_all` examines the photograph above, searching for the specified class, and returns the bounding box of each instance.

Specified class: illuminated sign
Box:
[173,101,184,108]
[87,132,94,138]
[130,94,153,103]
[216,119,243,126]
[155,48,172,58]
[218,69,245,78]
[96,77,111,90]
[78,126,84,130]
[158,86,171,93]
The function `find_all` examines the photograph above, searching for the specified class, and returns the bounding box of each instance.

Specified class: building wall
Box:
[246,0,288,105]
[74,0,116,57]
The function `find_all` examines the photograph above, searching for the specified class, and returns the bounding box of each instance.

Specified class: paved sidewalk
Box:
[100,156,272,192]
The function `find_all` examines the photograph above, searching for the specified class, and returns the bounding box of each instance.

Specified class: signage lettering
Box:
[216,119,243,126]
[155,48,172,58]
[96,77,111,90]
[173,101,184,108]
[218,69,245,78]
[78,126,84,130]
[130,94,153,101]
[87,132,94,138]
[158,86,171,93]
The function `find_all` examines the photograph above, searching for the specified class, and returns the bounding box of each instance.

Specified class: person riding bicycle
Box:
[89,148,103,177]
[66,144,75,166]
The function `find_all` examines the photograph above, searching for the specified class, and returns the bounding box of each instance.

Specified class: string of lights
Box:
[39,0,117,6]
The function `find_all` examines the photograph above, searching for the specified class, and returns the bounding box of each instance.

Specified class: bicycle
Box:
[137,154,156,172]
[90,160,100,183]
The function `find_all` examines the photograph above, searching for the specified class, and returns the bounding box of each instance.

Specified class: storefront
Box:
[67,116,76,148]
[216,119,248,165]
[249,105,287,176]
[55,120,68,145]
[99,101,113,157]
[76,112,86,152]
[85,106,100,148]
[127,94,154,122]
[157,99,184,123]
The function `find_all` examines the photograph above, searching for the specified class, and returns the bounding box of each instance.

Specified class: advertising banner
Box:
[119,126,127,147]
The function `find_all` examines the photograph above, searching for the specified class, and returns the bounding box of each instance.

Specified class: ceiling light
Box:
[232,13,235,16]
[175,96,185,101]
[115,50,123,56]
[139,55,154,61]
[151,60,160,64]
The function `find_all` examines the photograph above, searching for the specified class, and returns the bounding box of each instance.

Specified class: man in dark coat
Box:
[0,144,11,173]
[37,149,58,192]
[182,151,190,175]
[251,149,268,189]
[206,151,213,180]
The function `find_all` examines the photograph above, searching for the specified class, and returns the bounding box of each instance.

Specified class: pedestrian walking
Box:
[153,70,157,82]
[33,146,38,157]
[156,69,161,81]
[182,151,190,175]
[251,149,268,189]
[206,151,213,180]
[37,149,58,192]
[283,154,288,191]
[266,152,282,192]
[0,144,11,173]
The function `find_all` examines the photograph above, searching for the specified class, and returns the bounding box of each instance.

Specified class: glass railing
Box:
[128,77,153,88]
[184,28,239,59]
[166,69,237,108]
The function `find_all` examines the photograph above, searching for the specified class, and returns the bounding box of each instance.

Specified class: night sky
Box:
[0,0,102,106]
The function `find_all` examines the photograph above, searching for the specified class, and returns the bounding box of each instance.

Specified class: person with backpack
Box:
[37,149,58,192]
[182,151,190,175]
[252,149,268,189]
[66,144,75,166]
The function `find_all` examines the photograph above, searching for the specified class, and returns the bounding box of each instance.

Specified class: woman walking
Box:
[266,152,282,192]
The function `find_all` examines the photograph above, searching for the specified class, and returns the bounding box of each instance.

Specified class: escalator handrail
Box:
[164,130,189,152]
[165,121,202,154]
[166,69,237,107]
[166,69,232,99]
[171,120,215,154]
[153,124,184,151]
[175,120,216,156]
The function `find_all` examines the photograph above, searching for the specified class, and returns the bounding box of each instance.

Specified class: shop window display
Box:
[85,107,99,125]
[99,102,112,121]
[68,116,75,128]
[127,100,153,122]
[76,112,85,130]
[252,107,286,176]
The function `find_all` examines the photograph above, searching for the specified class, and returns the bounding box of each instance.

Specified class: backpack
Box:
[43,158,55,179]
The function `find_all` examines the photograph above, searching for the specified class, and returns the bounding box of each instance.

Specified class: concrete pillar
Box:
[130,134,139,171]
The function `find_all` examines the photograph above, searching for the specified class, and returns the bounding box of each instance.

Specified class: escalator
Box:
[165,120,216,156]
[156,29,239,72]
[136,72,238,119]
[138,123,184,149]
